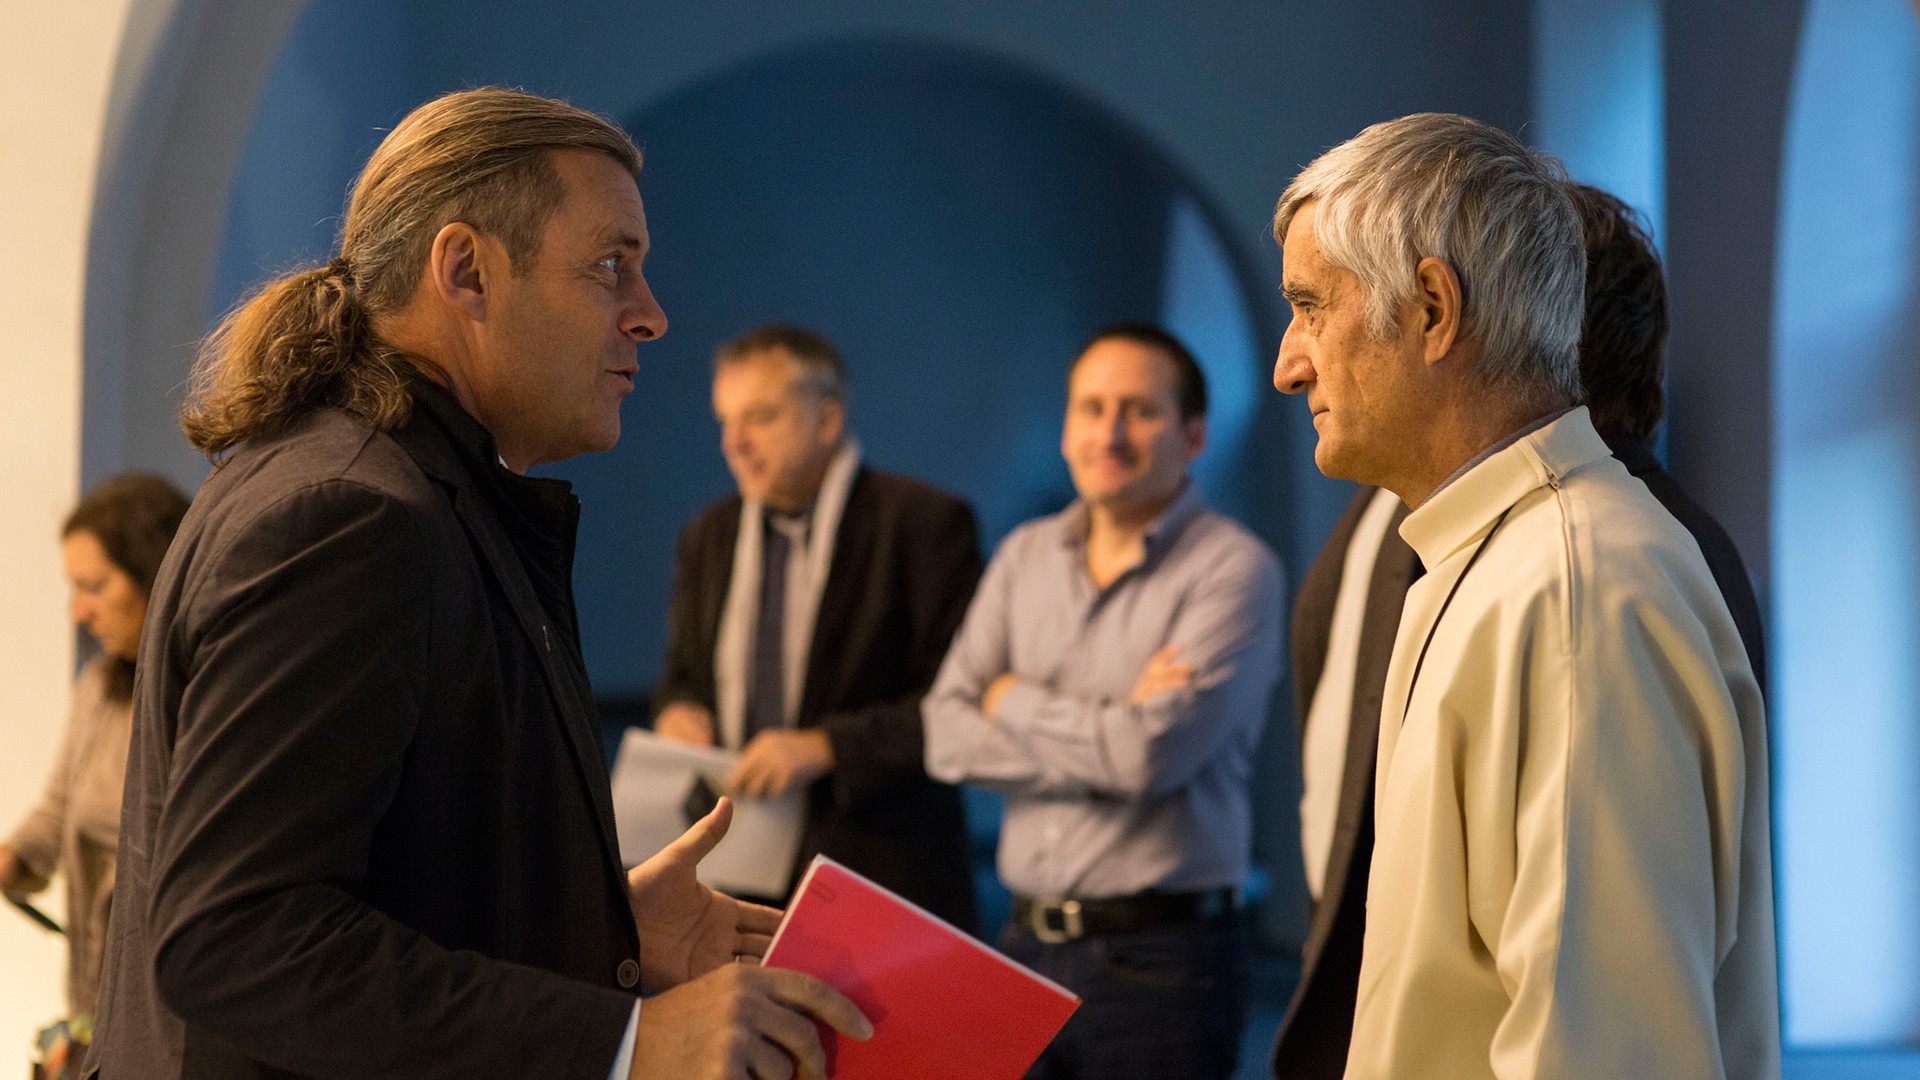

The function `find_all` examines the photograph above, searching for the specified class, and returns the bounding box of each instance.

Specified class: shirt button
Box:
[616,958,640,989]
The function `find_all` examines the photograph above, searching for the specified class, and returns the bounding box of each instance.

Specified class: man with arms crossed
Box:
[653,325,978,928]
[1271,113,1777,1078]
[1271,180,1771,1079]
[88,89,866,1080]
[925,324,1284,1080]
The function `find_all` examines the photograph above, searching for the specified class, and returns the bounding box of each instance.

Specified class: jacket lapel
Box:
[390,388,630,890]
[1291,489,1374,728]
[1279,498,1420,1073]
[446,487,627,879]
[1319,507,1419,924]
[799,471,873,727]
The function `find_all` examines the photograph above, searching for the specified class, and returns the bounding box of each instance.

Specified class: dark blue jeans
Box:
[1001,913,1250,1080]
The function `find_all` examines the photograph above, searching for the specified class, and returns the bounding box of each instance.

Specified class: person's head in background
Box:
[1062,323,1209,527]
[61,474,191,697]
[1567,182,1666,449]
[711,324,848,513]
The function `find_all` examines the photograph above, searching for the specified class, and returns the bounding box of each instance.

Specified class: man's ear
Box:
[425,221,493,324]
[1181,414,1208,463]
[1412,256,1464,367]
[815,396,847,447]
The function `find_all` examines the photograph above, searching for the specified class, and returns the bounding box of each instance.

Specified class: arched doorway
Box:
[539,39,1269,697]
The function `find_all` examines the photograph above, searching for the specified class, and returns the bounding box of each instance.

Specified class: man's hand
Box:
[627,798,782,990]
[729,729,834,800]
[1129,645,1195,704]
[0,846,20,891]
[981,672,1020,718]
[656,702,716,746]
[630,963,872,1080]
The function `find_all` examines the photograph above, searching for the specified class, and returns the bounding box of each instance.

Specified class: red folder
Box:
[763,855,1080,1079]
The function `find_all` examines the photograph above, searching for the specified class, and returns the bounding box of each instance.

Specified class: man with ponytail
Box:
[88,88,868,1080]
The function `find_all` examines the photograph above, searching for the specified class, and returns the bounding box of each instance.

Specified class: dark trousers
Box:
[1001,913,1249,1080]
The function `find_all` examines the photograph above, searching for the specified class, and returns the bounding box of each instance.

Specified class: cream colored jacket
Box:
[1348,408,1779,1080]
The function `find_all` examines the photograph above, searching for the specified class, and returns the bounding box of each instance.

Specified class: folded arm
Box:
[926,539,1283,800]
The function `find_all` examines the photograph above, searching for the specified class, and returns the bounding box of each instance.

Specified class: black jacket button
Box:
[616,958,641,989]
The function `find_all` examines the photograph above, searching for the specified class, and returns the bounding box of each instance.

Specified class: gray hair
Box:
[714,323,848,403]
[1273,113,1585,402]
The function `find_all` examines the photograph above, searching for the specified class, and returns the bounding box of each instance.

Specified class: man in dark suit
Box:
[653,325,980,929]
[1270,181,1768,1079]
[88,89,866,1080]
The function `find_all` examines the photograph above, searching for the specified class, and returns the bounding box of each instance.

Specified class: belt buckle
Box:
[1030,897,1084,944]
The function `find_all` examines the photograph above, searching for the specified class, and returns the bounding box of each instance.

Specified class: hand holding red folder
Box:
[765,856,1081,1080]
[630,799,873,1079]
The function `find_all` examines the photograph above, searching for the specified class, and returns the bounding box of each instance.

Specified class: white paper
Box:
[609,728,807,898]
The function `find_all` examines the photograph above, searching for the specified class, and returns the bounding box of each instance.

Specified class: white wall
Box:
[0,0,137,1052]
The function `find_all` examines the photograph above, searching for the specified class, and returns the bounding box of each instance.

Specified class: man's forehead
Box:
[583,189,647,245]
[1281,217,1353,299]
[1281,209,1325,271]
[551,149,646,238]
[714,350,804,398]
[590,221,647,251]
[1069,342,1177,399]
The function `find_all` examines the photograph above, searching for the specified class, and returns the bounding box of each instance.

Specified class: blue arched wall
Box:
[552,40,1264,693]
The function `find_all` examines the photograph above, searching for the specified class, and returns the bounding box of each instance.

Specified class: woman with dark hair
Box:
[0,473,189,1022]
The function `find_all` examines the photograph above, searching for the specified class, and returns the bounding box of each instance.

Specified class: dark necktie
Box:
[745,516,792,741]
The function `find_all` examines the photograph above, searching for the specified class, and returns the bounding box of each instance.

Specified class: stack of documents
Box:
[608,728,806,898]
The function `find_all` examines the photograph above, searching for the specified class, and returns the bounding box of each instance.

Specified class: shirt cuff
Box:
[606,999,640,1080]
[994,679,1066,737]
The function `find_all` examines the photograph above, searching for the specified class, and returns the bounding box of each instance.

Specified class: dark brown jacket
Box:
[655,468,980,930]
[88,381,636,1079]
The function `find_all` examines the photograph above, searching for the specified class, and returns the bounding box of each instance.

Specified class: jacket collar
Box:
[1605,432,1660,478]
[1399,406,1613,569]
[396,373,497,485]
[389,374,629,903]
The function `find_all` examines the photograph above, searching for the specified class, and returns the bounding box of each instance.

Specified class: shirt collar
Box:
[1399,406,1612,569]
[763,502,813,544]
[1061,480,1206,559]
[1423,405,1574,504]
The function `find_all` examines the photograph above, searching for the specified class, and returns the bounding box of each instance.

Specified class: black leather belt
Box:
[1012,888,1237,944]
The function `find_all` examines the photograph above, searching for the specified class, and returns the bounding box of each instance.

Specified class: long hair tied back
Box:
[182,257,408,457]
[180,88,641,459]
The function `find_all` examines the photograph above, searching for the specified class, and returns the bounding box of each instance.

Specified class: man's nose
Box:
[623,278,668,342]
[1273,331,1314,395]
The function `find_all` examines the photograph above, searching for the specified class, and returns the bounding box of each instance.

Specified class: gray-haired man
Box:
[1270,114,1778,1079]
